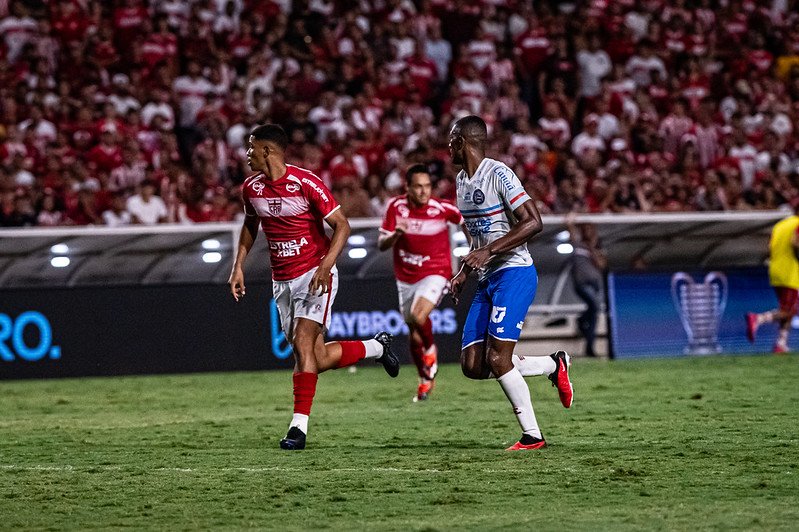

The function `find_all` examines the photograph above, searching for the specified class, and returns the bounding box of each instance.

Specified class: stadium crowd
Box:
[1,0,799,227]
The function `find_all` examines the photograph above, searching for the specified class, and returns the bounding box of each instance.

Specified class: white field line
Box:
[0,464,542,474]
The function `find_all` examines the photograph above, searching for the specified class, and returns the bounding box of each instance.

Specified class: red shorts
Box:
[774,287,799,315]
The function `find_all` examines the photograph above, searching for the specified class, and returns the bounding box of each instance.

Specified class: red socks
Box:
[335,341,367,368]
[409,340,426,378]
[292,372,318,416]
[418,318,434,349]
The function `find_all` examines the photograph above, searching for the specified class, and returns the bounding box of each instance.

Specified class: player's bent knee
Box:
[460,351,484,379]
[485,348,511,374]
[405,312,424,329]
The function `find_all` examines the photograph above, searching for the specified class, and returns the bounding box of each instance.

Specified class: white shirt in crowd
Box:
[172,76,213,127]
[141,101,175,129]
[625,55,667,87]
[0,15,37,62]
[572,132,607,157]
[729,143,758,189]
[103,209,133,227]
[425,38,452,81]
[126,194,167,225]
[576,49,612,97]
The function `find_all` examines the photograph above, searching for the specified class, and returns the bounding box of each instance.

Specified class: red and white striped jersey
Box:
[381,195,462,284]
[242,165,340,281]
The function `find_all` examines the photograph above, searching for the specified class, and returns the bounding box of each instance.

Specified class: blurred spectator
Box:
[102,192,133,226]
[36,190,64,226]
[0,0,799,227]
[126,180,167,224]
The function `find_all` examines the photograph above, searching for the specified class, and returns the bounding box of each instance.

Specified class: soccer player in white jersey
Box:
[448,115,574,451]
[379,164,471,401]
[229,124,400,451]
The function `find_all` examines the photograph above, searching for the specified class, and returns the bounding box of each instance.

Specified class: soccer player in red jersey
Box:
[229,124,400,450]
[379,164,470,402]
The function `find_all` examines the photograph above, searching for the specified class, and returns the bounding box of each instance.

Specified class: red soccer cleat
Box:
[548,351,573,408]
[745,313,758,343]
[413,380,434,402]
[506,438,547,451]
[773,343,789,354]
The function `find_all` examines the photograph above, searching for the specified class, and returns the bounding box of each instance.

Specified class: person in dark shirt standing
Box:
[566,214,607,357]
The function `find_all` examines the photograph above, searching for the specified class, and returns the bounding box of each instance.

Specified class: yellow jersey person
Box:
[746,204,799,354]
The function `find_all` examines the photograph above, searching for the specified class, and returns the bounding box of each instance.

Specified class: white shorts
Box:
[396,274,449,320]
[273,265,339,340]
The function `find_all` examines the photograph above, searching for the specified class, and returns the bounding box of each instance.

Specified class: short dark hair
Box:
[453,115,488,147]
[250,124,289,150]
[405,164,429,184]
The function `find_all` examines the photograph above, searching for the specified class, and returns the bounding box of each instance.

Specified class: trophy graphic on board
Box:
[671,272,728,355]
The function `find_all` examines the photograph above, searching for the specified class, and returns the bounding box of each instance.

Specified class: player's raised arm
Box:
[229,210,260,302]
[309,208,350,295]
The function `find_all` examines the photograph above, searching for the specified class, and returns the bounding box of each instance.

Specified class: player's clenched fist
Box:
[450,270,467,304]
[229,267,246,301]
[463,247,493,270]
[309,264,332,295]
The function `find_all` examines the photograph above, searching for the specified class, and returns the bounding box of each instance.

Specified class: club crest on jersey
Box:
[286,183,300,193]
[267,198,282,215]
[473,189,485,205]
[252,181,265,196]
[427,207,440,216]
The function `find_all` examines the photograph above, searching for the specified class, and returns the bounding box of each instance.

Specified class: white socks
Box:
[757,311,775,326]
[778,328,789,348]
[290,413,309,434]
[496,368,541,439]
[513,354,556,377]
[362,339,383,359]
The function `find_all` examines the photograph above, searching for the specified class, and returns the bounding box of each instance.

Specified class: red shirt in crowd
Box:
[242,164,340,281]
[380,194,462,284]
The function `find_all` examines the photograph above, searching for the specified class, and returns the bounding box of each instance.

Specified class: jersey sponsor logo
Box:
[286,183,300,193]
[465,218,492,235]
[473,189,485,205]
[267,198,282,215]
[252,181,265,196]
[399,248,430,267]
[301,177,329,202]
[270,237,308,257]
[491,306,507,323]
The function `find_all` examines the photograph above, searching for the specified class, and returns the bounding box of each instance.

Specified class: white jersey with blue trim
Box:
[456,157,534,279]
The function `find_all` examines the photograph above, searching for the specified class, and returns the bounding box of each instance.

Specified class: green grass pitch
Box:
[1,355,798,530]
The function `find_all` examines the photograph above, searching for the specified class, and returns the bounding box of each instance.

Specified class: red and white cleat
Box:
[421,345,438,381]
[773,343,789,354]
[413,380,434,402]
[506,438,547,451]
[548,351,573,408]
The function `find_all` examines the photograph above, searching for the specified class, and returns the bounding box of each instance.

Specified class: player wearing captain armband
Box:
[447,115,574,451]
[379,164,471,402]
[229,124,400,451]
